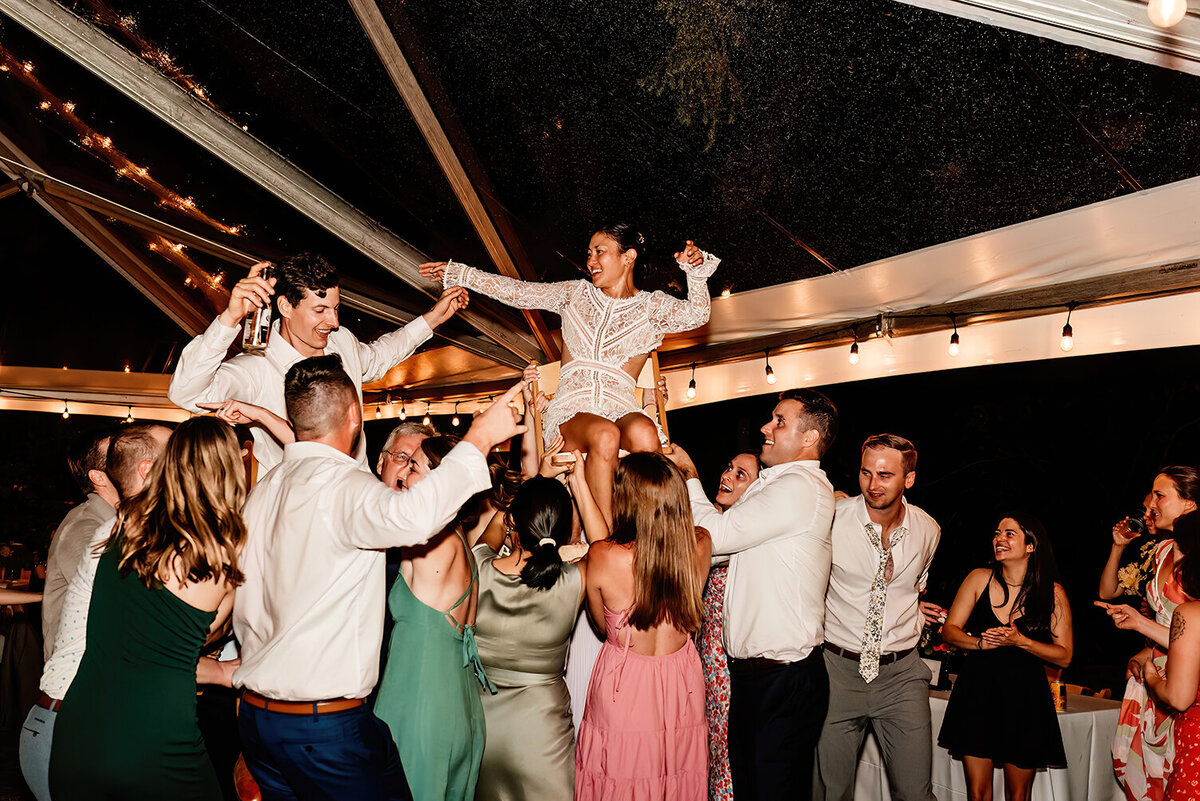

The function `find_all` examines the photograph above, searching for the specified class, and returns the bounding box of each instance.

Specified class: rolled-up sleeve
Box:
[338,441,490,549]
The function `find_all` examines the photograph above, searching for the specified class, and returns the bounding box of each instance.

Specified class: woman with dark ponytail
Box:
[420,223,720,525]
[472,457,605,801]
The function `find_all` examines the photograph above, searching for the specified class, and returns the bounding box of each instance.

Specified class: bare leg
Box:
[1001,764,1035,801]
[615,413,661,454]
[560,413,620,528]
[963,756,994,801]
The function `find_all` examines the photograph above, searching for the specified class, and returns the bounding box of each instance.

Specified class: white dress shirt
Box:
[824,495,941,654]
[168,315,432,471]
[40,518,115,700]
[688,460,835,662]
[42,494,115,661]
[233,439,490,702]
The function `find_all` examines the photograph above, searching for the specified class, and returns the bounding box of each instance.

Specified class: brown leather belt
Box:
[823,642,914,667]
[35,692,63,712]
[241,690,365,716]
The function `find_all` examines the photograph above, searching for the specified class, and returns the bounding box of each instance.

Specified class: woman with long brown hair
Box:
[575,452,711,800]
[49,416,247,801]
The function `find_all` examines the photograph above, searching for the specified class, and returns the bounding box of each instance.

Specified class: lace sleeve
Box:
[646,250,720,334]
[444,261,575,314]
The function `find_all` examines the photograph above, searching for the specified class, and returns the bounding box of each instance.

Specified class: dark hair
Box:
[991,512,1060,637]
[68,427,116,495]
[777,388,839,458]
[862,433,917,474]
[507,477,572,591]
[107,423,172,499]
[1173,511,1200,598]
[1159,466,1200,504]
[458,455,523,533]
[284,355,357,439]
[274,252,339,309]
[593,221,646,265]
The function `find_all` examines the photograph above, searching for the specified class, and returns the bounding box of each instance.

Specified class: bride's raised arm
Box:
[419,261,575,314]
[646,245,720,335]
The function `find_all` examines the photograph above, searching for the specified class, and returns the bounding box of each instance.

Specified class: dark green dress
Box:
[50,542,220,801]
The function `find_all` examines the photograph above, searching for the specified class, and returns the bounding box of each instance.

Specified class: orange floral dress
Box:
[1113,539,1186,801]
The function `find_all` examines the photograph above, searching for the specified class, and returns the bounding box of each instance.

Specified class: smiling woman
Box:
[419,222,719,524]
[937,513,1073,801]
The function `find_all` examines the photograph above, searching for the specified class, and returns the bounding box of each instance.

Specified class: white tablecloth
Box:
[854,691,1123,801]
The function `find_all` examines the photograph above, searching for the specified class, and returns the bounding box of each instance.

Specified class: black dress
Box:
[937,584,1067,770]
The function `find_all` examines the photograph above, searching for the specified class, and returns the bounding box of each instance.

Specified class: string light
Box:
[422,403,432,427]
[399,400,407,421]
[764,351,776,385]
[375,404,382,419]
[1060,304,1076,352]
[451,402,460,428]
[686,363,697,399]
[948,315,960,357]
[62,401,70,419]
[1147,0,1188,27]
[125,406,134,423]
[124,363,131,373]
[720,287,731,298]
[849,340,860,365]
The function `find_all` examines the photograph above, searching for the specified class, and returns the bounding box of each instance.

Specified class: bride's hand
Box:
[674,240,703,268]
[418,261,448,281]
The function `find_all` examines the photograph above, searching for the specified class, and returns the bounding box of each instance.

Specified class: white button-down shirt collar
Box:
[688,459,835,662]
[824,494,941,654]
[233,438,489,702]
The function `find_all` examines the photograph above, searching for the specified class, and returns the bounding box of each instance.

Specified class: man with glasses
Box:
[376,422,436,491]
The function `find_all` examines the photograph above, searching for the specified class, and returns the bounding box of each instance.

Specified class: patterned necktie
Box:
[860,522,907,683]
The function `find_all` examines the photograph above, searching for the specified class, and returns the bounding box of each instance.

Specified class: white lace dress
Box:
[443,252,720,443]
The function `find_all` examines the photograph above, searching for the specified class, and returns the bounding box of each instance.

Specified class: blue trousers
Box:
[19,704,55,801]
[237,701,410,801]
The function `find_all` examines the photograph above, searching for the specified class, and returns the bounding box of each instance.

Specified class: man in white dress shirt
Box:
[233,355,525,801]
[169,253,468,472]
[41,427,119,660]
[816,434,943,801]
[669,387,839,801]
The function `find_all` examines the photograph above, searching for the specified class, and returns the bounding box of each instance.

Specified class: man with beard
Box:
[815,434,943,801]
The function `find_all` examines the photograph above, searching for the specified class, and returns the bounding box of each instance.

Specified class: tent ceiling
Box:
[1,0,1199,404]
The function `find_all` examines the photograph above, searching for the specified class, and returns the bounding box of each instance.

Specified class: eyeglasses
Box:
[382,449,411,463]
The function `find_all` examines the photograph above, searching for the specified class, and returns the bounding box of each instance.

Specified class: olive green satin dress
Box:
[472,544,582,801]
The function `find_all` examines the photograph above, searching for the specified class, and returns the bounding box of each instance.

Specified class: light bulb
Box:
[125,406,134,423]
[849,342,860,365]
[765,365,777,385]
[452,415,460,427]
[686,379,697,399]
[1148,0,1188,27]
[375,405,382,419]
[399,405,407,421]
[948,332,960,357]
[62,402,70,419]
[422,414,432,426]
[1060,323,1074,352]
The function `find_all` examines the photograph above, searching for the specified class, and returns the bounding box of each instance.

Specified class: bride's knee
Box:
[588,422,621,460]
[622,417,660,454]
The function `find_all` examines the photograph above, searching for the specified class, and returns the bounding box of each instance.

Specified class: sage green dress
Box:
[473,544,582,801]
[375,530,490,801]
[50,540,220,801]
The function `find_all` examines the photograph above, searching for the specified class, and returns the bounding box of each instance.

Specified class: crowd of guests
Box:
[11,247,1200,801]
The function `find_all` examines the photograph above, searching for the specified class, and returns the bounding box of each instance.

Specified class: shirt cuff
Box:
[677,249,720,279]
[204,315,241,351]
[404,314,433,345]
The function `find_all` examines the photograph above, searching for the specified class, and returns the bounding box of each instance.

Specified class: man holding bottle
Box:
[168,253,467,472]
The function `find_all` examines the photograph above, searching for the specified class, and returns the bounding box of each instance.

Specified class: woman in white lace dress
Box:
[419,222,718,523]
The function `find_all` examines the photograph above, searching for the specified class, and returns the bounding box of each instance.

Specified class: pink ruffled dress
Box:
[574,605,707,800]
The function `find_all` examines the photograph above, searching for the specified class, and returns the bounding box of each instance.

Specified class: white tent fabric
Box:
[681,174,1200,345]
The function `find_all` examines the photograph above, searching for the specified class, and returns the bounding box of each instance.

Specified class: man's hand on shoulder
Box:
[423,286,469,330]
[218,261,275,328]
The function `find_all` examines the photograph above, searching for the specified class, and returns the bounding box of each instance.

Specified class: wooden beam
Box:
[349,0,561,360]
[0,179,21,201]
[0,133,211,336]
[0,0,542,365]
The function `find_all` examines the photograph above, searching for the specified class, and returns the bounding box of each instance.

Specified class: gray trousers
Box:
[814,648,935,801]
